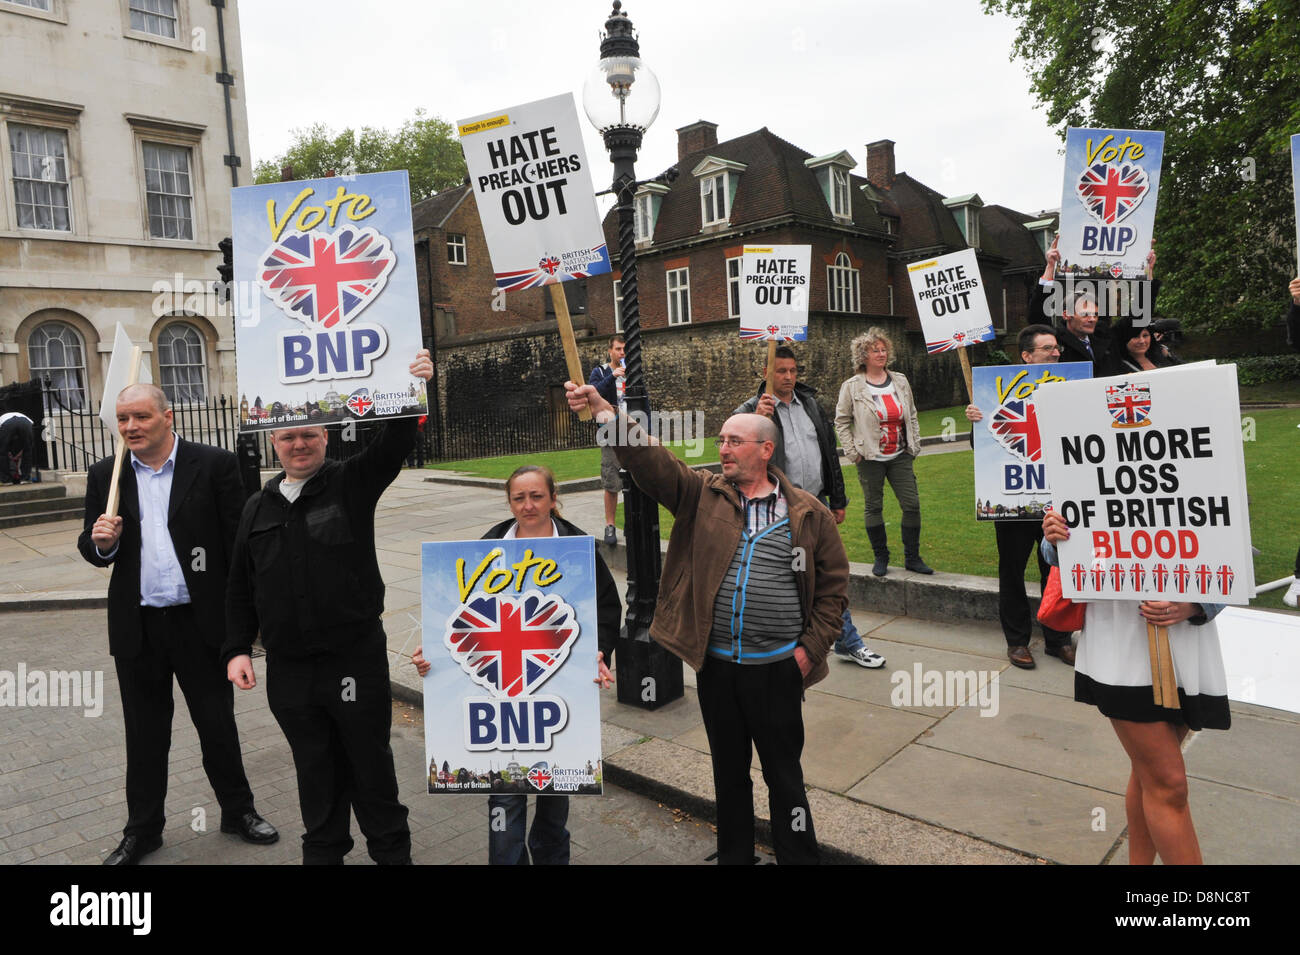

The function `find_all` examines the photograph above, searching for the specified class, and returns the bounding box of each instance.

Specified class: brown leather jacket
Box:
[614,421,849,688]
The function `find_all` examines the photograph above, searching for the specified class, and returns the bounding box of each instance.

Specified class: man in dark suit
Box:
[78,383,276,865]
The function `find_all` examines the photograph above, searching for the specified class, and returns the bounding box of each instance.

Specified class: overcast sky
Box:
[240,0,1065,215]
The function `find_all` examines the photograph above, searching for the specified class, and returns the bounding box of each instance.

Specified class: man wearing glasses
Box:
[567,380,847,865]
[965,325,1077,669]
[734,346,884,669]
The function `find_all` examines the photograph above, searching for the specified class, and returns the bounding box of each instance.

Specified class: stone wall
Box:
[434,312,974,442]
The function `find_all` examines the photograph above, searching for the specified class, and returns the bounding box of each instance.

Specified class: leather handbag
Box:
[1037,565,1085,632]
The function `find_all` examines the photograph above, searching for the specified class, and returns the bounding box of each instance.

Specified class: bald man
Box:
[78,384,276,865]
[568,382,848,865]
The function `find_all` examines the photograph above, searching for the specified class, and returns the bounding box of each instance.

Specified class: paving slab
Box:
[919,682,1132,794]
[1183,713,1300,802]
[1187,776,1300,865]
[846,745,1126,865]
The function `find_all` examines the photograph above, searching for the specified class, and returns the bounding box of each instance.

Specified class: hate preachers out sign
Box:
[1035,363,1254,604]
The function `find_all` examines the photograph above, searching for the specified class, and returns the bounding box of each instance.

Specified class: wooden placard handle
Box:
[105,346,142,519]
[1146,620,1179,709]
[764,340,778,397]
[549,283,591,421]
[957,347,974,403]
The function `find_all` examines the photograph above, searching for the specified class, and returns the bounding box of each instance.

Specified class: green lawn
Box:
[430,403,970,480]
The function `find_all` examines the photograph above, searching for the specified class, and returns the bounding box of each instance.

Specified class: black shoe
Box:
[901,525,934,574]
[221,811,279,845]
[866,526,889,577]
[603,525,617,547]
[103,834,162,865]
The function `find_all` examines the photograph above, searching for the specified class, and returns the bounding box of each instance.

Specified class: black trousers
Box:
[1,416,34,482]
[267,635,410,865]
[695,656,818,865]
[114,604,255,840]
[995,521,1070,649]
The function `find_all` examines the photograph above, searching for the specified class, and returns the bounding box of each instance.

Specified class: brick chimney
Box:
[865,139,896,188]
[677,120,718,162]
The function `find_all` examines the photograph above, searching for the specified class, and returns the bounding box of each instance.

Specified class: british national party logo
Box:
[1105,381,1152,429]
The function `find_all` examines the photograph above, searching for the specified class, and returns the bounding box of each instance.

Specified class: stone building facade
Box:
[0,0,251,409]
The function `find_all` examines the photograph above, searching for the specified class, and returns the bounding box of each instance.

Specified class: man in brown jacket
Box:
[567,381,848,865]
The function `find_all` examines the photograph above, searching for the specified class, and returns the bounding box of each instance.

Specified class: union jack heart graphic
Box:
[527,762,553,791]
[443,591,579,699]
[989,398,1041,463]
[539,255,561,275]
[1076,162,1149,226]
[258,227,396,329]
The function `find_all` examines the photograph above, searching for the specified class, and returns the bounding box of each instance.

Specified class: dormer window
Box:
[943,193,984,248]
[633,181,669,245]
[832,168,851,218]
[701,173,727,225]
[691,156,746,230]
[805,150,857,221]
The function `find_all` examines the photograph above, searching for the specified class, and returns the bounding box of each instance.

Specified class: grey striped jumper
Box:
[708,489,803,663]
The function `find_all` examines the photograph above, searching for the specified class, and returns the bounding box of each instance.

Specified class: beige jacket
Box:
[834,371,922,462]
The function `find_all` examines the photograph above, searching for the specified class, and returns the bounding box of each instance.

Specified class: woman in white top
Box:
[1042,510,1228,865]
[834,328,932,576]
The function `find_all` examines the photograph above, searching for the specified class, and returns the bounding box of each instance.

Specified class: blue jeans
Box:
[487,794,570,865]
[817,494,864,654]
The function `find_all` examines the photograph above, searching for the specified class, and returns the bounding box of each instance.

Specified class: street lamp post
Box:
[583,1,682,709]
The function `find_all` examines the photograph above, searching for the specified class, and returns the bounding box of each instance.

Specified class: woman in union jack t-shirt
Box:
[834,329,933,576]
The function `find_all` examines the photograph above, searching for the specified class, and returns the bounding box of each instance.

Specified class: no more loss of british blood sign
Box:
[1035,363,1254,604]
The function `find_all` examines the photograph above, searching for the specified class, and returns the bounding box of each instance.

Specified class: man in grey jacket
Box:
[734,346,884,669]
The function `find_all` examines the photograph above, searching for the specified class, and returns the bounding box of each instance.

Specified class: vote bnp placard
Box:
[739,245,810,341]
[421,538,603,796]
[230,170,427,432]
[1056,127,1164,280]
[1035,363,1254,603]
[972,361,1092,521]
[906,248,995,353]
[459,94,610,292]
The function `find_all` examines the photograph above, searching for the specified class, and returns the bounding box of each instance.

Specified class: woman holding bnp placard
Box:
[834,328,934,576]
[1041,511,1228,865]
[412,464,618,865]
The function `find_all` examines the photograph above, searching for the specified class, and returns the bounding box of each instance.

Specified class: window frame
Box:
[726,256,742,318]
[612,279,623,333]
[1,0,64,21]
[700,172,729,226]
[122,0,189,49]
[447,233,467,265]
[28,320,89,411]
[142,140,195,241]
[7,123,73,233]
[827,252,860,314]
[666,267,691,326]
[126,115,206,245]
[155,320,209,405]
[831,167,852,218]
[633,193,652,242]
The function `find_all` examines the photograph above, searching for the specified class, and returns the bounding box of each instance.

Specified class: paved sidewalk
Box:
[3,468,1297,864]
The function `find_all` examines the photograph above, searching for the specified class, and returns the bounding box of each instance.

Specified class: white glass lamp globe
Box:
[582,56,661,133]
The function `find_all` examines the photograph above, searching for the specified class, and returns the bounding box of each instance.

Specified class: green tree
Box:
[253,109,467,203]
[983,0,1300,339]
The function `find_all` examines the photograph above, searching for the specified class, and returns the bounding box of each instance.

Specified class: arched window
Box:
[157,322,206,403]
[827,252,860,313]
[28,321,87,410]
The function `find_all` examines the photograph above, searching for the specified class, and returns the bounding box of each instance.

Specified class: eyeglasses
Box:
[1032,344,1062,353]
[714,437,766,449]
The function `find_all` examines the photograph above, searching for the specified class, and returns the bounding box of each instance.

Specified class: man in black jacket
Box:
[78,383,276,865]
[224,349,432,865]
[734,347,884,669]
